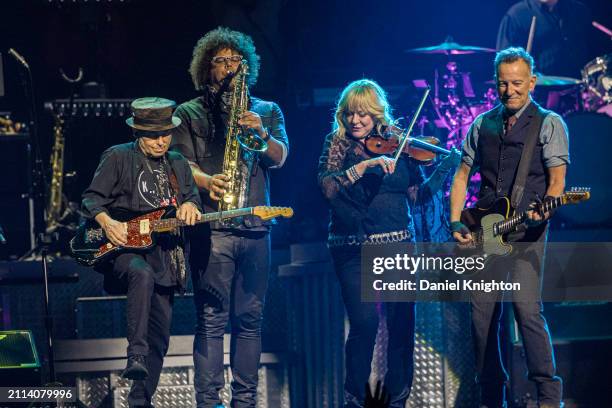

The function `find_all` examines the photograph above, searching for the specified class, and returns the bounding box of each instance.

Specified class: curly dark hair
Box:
[189,27,260,91]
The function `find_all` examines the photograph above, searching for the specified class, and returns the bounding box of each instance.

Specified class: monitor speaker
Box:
[0,330,41,386]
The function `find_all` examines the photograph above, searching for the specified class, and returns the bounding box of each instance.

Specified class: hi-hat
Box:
[406,38,495,55]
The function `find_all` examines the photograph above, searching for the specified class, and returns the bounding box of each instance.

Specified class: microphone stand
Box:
[8,49,62,395]
[10,49,45,247]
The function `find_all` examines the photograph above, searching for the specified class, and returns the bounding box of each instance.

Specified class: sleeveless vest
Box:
[476,102,548,213]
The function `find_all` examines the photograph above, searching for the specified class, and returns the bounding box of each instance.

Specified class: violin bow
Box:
[393,87,431,162]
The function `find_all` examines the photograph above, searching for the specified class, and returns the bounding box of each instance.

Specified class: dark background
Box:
[0,0,610,251]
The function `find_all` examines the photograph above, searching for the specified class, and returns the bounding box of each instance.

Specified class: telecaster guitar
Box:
[460,188,590,259]
[69,206,293,266]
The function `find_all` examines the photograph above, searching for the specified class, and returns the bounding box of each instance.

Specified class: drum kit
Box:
[406,37,612,138]
[406,37,612,216]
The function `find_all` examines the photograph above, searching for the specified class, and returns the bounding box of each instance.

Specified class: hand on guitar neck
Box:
[524,195,554,227]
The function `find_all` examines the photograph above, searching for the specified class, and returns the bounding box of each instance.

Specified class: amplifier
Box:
[0,330,41,386]
[75,295,197,339]
[44,99,133,118]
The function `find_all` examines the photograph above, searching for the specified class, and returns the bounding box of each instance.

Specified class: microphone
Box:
[8,48,29,70]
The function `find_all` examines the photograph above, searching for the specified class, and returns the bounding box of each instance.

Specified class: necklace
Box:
[139,140,171,204]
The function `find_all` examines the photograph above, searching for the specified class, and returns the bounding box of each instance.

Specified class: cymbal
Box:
[536,73,581,86]
[406,40,496,55]
[485,73,582,86]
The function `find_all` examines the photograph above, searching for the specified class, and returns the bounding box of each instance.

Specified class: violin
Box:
[365,125,450,165]
[362,86,450,165]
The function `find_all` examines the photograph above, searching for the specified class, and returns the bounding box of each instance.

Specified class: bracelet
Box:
[346,165,362,183]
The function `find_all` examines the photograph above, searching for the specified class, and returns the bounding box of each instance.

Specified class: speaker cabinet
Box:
[0,330,41,386]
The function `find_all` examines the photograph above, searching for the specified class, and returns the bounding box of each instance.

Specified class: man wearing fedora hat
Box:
[82,97,202,407]
[170,28,289,408]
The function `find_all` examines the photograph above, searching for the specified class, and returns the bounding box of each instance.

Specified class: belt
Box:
[327,229,412,247]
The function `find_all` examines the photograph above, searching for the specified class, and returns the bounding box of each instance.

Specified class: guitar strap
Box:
[510,106,548,209]
[164,157,182,206]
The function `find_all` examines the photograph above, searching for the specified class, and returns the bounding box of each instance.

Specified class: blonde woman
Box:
[317,79,459,407]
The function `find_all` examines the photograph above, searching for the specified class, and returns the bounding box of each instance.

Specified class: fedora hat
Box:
[126,97,182,131]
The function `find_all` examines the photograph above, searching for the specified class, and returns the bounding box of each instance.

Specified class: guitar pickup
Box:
[139,219,150,234]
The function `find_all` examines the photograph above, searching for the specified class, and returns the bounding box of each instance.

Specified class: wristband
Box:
[450,221,468,234]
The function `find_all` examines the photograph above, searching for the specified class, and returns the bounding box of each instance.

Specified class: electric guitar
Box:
[69,206,294,266]
[459,188,590,259]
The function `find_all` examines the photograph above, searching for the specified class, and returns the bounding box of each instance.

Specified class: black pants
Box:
[471,230,562,407]
[331,245,415,408]
[190,229,270,408]
[109,253,175,408]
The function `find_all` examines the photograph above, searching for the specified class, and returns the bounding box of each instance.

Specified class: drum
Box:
[561,112,612,226]
[582,54,612,113]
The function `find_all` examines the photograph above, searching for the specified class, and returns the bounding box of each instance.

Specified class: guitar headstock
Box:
[562,187,591,204]
[253,206,294,220]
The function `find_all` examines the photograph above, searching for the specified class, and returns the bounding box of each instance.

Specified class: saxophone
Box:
[46,113,65,233]
[219,61,268,221]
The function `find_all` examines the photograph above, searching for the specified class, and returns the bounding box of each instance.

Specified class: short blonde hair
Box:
[332,79,393,139]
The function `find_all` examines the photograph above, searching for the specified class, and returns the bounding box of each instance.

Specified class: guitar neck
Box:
[152,207,253,231]
[495,196,565,236]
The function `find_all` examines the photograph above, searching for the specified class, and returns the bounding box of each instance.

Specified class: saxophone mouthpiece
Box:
[225,70,236,80]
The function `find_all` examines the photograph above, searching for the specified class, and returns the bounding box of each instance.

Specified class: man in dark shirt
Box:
[450,48,569,408]
[82,97,202,408]
[497,0,592,77]
[170,28,288,408]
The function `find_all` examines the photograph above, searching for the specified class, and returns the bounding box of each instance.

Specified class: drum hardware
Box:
[407,37,495,206]
[581,54,612,114]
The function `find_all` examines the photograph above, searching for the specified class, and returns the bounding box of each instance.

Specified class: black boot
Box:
[122,354,148,380]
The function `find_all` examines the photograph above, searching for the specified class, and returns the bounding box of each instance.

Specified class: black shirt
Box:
[496,0,592,77]
[81,142,201,288]
[318,132,425,239]
[171,88,289,231]
[137,156,177,209]
[82,142,200,219]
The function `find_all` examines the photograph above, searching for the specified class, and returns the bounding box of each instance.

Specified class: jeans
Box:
[331,245,415,408]
[190,229,270,408]
[470,229,562,407]
[110,253,175,408]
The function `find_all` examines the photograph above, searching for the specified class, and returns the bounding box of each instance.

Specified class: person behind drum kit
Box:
[170,27,289,408]
[450,47,569,408]
[497,0,593,77]
[81,97,202,408]
[318,79,460,408]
